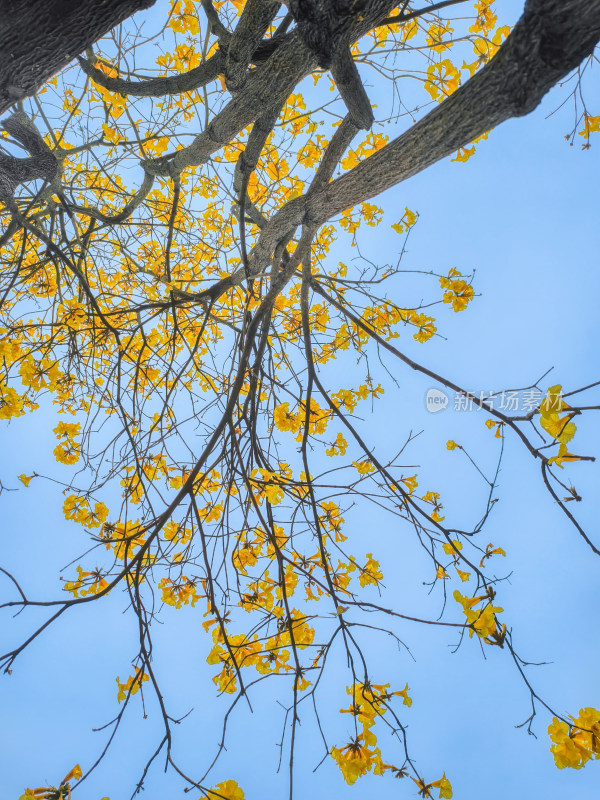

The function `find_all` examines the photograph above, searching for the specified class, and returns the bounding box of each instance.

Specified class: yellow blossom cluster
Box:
[391,207,418,234]
[199,779,245,800]
[548,708,600,769]
[0,381,27,420]
[538,384,585,467]
[63,565,109,598]
[62,494,108,528]
[454,589,505,644]
[101,520,145,561]
[159,576,201,608]
[578,113,600,143]
[53,421,82,465]
[19,765,82,800]
[436,539,471,583]
[272,399,332,438]
[439,269,475,312]
[206,611,314,694]
[422,490,445,522]
[425,60,461,101]
[341,131,389,171]
[463,26,511,77]
[330,682,448,790]
[19,357,61,393]
[116,667,149,703]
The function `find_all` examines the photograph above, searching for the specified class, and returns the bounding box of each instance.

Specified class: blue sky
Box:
[1,2,600,798]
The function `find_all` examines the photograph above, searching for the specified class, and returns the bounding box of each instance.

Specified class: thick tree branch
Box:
[0,0,157,115]
[304,0,600,224]
[379,0,469,26]
[66,170,155,225]
[0,111,58,201]
[142,0,399,176]
[225,0,281,91]
[76,21,294,99]
[288,0,381,128]
[77,51,226,98]
[186,0,600,299]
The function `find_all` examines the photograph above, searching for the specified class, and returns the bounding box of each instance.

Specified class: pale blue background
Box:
[1,1,599,798]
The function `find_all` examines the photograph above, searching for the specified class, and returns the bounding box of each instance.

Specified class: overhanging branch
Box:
[305,0,600,223]
[0,0,157,115]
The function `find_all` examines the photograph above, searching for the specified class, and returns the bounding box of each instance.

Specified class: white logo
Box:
[425,388,449,413]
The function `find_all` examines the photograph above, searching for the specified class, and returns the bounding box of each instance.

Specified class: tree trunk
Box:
[0,0,156,116]
[304,0,600,222]
[237,0,600,288]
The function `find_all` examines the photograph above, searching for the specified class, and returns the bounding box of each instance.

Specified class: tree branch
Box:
[305,0,600,224]
[77,51,226,98]
[0,0,157,115]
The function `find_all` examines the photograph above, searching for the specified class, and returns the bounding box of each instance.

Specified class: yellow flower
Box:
[331,737,376,785]
[53,420,81,439]
[424,60,460,101]
[452,145,475,162]
[540,413,576,445]
[159,577,200,608]
[213,665,237,694]
[401,474,418,493]
[202,779,245,800]
[412,313,437,342]
[54,442,81,464]
[326,432,348,457]
[446,440,458,450]
[353,460,375,475]
[63,494,88,523]
[442,539,462,557]
[391,207,417,234]
[539,384,567,414]
[273,402,300,433]
[394,682,412,707]
[454,589,504,640]
[578,114,600,138]
[63,565,109,597]
[430,773,453,798]
[62,764,82,783]
[549,707,600,769]
[537,385,577,444]
[283,609,315,649]
[426,21,453,52]
[19,358,60,391]
[0,383,25,419]
[479,542,506,566]
[116,668,149,703]
[168,0,199,35]
[472,605,500,638]
[318,501,345,539]
[440,276,474,311]
[359,554,383,587]
[470,0,497,34]
[547,443,584,468]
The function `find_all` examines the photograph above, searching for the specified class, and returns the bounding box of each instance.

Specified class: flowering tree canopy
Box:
[1,1,600,798]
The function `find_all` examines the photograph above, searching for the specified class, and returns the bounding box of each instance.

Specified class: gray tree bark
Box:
[0,0,156,116]
[305,0,600,223]
[210,0,600,293]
